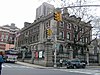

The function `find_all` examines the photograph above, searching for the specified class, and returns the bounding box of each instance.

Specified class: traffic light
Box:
[48,29,52,36]
[46,29,52,38]
[54,12,62,21]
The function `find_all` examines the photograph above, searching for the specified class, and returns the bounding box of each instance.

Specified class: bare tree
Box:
[39,0,100,59]
[92,17,100,32]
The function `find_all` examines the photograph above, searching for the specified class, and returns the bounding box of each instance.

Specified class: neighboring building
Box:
[15,3,92,66]
[0,23,20,51]
[88,38,100,64]
[36,2,55,19]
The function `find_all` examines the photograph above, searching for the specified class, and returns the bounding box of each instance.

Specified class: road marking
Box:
[54,69,100,75]
[2,65,12,68]
[2,64,33,69]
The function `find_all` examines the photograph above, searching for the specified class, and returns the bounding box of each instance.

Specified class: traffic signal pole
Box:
[54,34,57,67]
[53,12,62,67]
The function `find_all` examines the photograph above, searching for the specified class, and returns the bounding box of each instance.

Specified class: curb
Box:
[86,65,100,68]
[15,61,100,69]
[16,61,53,69]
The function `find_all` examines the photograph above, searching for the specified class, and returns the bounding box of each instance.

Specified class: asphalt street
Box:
[1,63,100,75]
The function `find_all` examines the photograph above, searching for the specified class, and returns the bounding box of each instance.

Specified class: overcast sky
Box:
[0,0,100,29]
[0,0,43,29]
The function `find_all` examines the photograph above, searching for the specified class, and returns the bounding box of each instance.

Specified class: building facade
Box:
[0,23,19,51]
[36,2,55,19]
[15,3,92,66]
[88,38,100,65]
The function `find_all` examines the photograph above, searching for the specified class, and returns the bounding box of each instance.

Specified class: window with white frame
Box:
[67,32,70,40]
[81,29,84,33]
[5,35,8,42]
[80,38,82,42]
[86,37,88,43]
[59,31,64,39]
[76,34,78,41]
[1,34,4,41]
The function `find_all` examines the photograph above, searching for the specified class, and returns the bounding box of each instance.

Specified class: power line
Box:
[63,5,100,8]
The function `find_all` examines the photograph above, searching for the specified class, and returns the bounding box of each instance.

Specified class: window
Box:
[1,34,4,40]
[81,47,84,54]
[82,38,84,43]
[60,22,64,27]
[36,34,39,41]
[59,31,64,39]
[33,36,35,42]
[76,35,78,41]
[74,25,78,31]
[67,23,71,29]
[26,39,28,44]
[67,32,70,40]
[5,35,8,40]
[80,38,82,42]
[81,29,84,33]
[79,27,82,32]
[30,37,32,43]
[46,20,50,28]
[59,44,63,53]
[10,37,12,40]
[86,38,88,43]
[67,45,70,49]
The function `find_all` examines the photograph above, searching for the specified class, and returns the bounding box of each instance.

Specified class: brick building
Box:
[0,23,20,51]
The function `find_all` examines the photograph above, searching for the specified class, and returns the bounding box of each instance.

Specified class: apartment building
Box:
[0,23,19,51]
[36,2,55,19]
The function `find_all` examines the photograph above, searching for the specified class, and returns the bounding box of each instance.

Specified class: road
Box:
[2,63,100,75]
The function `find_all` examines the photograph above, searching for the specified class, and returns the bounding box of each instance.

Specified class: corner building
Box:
[16,3,92,66]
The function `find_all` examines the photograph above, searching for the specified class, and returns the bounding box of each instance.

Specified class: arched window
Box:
[59,44,63,53]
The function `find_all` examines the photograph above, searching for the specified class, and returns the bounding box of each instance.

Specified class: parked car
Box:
[66,59,86,69]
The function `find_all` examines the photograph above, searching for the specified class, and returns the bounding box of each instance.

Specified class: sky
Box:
[0,0,44,29]
[0,0,100,29]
